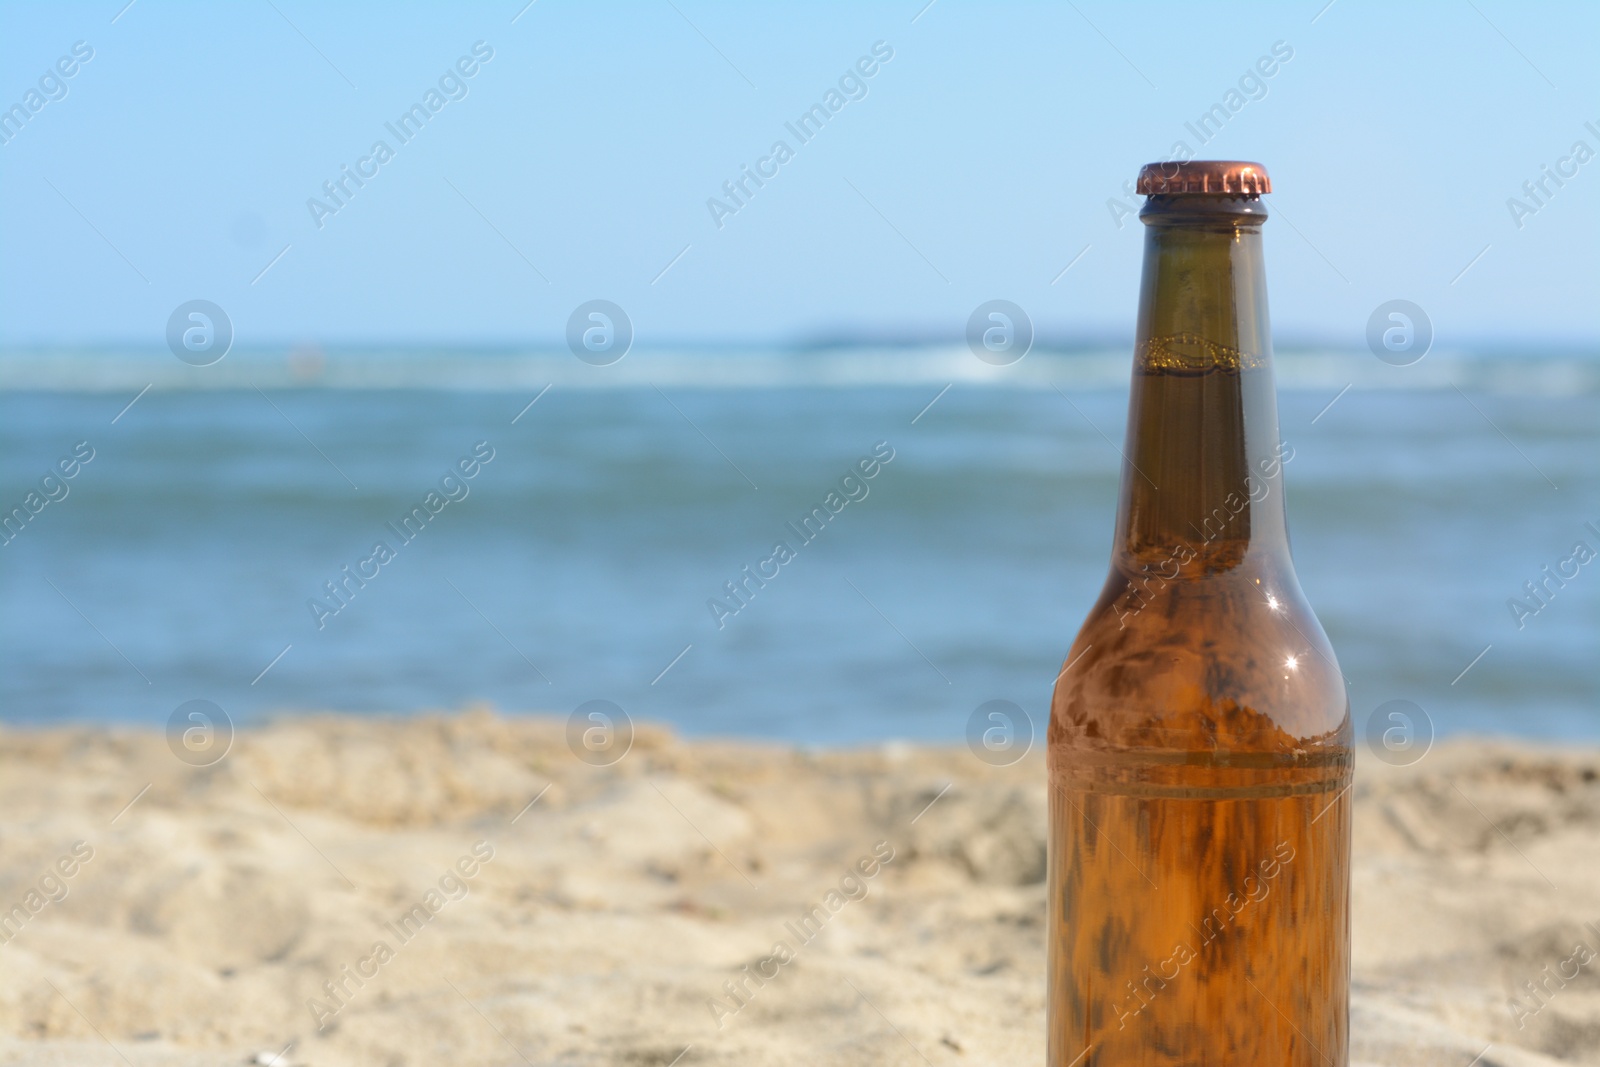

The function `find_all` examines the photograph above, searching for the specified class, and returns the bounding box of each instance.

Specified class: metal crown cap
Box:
[1137,160,1271,196]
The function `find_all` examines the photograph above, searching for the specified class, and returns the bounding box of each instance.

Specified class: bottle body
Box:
[1047,181,1351,1065]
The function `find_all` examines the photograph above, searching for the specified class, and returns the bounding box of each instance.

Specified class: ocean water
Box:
[1,348,1596,745]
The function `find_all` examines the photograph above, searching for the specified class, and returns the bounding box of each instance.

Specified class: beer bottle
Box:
[1048,161,1351,1065]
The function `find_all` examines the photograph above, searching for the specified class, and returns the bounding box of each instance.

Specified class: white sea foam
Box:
[0,347,1594,394]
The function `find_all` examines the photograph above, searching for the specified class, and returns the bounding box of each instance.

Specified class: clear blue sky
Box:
[2,0,1595,348]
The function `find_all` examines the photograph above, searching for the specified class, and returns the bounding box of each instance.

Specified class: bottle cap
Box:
[1137,161,1271,196]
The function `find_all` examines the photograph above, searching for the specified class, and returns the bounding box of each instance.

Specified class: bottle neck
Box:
[1113,195,1291,575]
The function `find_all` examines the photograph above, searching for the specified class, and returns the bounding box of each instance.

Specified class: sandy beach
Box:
[1,710,1597,1066]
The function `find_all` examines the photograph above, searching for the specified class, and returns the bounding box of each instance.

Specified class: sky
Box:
[1,0,1596,350]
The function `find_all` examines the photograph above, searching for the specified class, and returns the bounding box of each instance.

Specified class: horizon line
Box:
[2,337,1597,356]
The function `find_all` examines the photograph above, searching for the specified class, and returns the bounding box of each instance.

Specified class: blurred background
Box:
[2,0,1596,745]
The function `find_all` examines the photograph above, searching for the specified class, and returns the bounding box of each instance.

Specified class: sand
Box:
[0,710,1597,1066]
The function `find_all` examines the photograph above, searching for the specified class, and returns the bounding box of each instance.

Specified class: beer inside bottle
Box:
[1047,161,1351,1065]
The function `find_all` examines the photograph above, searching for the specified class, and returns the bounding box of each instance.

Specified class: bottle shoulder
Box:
[1050,559,1351,755]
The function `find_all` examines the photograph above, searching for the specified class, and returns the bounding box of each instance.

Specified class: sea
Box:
[2,346,1596,745]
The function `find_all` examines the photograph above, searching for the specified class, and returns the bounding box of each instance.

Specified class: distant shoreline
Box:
[3,345,1598,394]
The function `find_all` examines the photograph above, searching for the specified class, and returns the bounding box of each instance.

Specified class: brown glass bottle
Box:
[1047,162,1351,1066]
